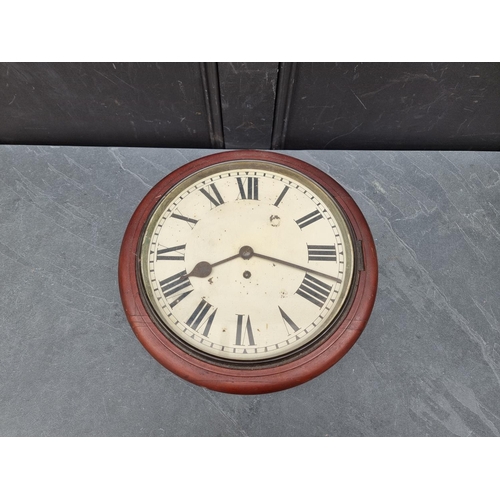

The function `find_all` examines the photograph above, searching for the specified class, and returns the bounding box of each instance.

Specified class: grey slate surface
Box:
[0,145,499,436]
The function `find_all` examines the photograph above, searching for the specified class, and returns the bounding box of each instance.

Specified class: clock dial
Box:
[139,161,355,363]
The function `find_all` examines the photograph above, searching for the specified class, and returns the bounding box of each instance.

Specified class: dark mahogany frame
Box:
[118,150,378,394]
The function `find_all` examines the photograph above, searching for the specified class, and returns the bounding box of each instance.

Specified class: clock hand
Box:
[185,246,255,279]
[252,251,342,283]
[186,254,239,278]
[185,246,339,282]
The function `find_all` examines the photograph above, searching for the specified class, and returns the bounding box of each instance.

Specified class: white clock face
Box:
[140,160,355,362]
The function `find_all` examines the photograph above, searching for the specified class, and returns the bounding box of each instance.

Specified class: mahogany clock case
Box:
[118,150,378,394]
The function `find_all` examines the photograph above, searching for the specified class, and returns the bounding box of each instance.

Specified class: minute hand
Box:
[252,252,342,283]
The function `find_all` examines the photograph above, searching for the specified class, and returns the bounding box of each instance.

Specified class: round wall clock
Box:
[119,150,377,394]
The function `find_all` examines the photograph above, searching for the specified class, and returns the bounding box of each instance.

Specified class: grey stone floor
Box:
[0,145,499,436]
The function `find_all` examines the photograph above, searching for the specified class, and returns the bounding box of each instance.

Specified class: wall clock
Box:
[119,150,377,394]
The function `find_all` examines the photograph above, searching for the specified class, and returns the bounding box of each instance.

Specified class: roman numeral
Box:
[307,244,337,262]
[295,209,323,229]
[296,273,332,308]
[156,244,186,261]
[199,183,225,207]
[159,271,193,307]
[170,211,198,227]
[235,314,255,346]
[186,299,217,337]
[278,306,300,334]
[274,186,289,207]
[237,177,259,200]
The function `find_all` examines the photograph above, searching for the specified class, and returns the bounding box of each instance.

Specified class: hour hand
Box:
[186,252,241,278]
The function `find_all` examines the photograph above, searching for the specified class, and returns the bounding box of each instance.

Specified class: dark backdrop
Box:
[1,62,499,150]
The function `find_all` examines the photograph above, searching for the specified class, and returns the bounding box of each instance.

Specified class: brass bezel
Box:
[138,159,356,367]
